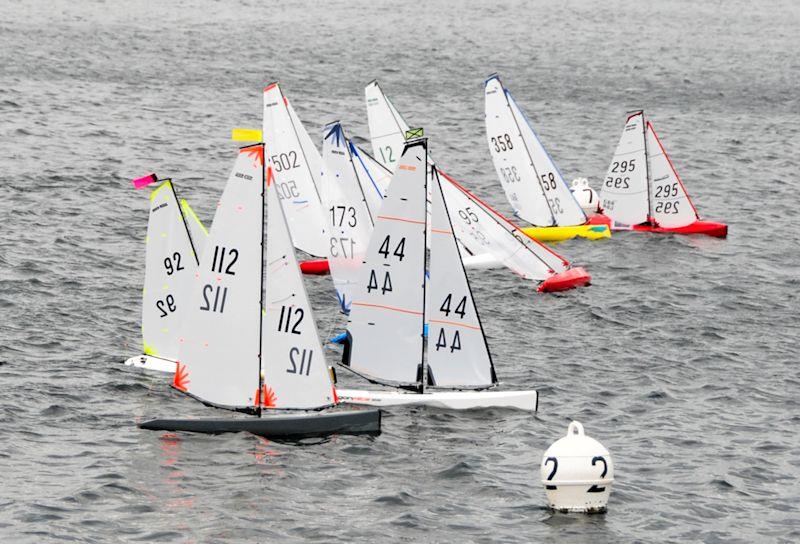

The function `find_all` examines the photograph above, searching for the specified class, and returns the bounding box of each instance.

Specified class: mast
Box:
[256,145,266,417]
[419,148,430,394]
[166,181,200,267]
[641,110,654,225]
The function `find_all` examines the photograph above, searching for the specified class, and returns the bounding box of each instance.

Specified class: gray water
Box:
[1,0,798,542]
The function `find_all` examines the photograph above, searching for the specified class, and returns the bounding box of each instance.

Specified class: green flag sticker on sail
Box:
[405,127,424,140]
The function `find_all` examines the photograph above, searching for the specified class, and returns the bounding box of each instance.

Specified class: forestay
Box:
[320,122,375,312]
[142,180,199,360]
[262,168,337,409]
[598,111,650,228]
[262,83,328,257]
[485,75,586,227]
[175,145,264,410]
[180,198,208,259]
[345,140,428,386]
[365,80,407,171]
[646,122,699,228]
[439,172,569,279]
[427,169,496,388]
[351,143,391,217]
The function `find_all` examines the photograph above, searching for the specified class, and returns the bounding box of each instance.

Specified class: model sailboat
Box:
[484,74,610,242]
[140,145,380,437]
[124,174,206,373]
[336,138,538,410]
[364,80,591,292]
[598,110,727,237]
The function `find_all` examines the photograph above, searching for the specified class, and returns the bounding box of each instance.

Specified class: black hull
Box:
[139,409,381,438]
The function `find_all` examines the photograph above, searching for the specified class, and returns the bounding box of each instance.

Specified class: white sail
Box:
[262,83,328,257]
[365,80,407,171]
[141,180,199,361]
[439,172,569,279]
[646,121,699,228]
[484,75,586,227]
[351,143,391,218]
[180,198,208,259]
[174,145,264,410]
[262,167,337,409]
[345,139,428,386]
[598,111,650,228]
[320,122,375,312]
[427,169,496,388]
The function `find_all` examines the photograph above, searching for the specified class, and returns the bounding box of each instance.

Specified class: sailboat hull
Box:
[521,223,611,242]
[538,267,591,292]
[139,409,381,437]
[631,220,728,238]
[337,388,537,410]
[124,355,177,374]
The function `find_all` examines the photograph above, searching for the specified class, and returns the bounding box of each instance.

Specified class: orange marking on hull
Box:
[350,302,423,316]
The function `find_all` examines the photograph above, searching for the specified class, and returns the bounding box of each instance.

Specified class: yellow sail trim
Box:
[180,199,209,236]
[143,341,158,356]
[149,180,172,202]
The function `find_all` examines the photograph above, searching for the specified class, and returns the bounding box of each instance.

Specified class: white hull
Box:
[337,388,537,410]
[463,253,502,270]
[123,355,177,374]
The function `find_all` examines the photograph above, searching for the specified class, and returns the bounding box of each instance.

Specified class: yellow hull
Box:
[521,224,611,242]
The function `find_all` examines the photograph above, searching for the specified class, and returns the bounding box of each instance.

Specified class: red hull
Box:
[586,213,611,226]
[632,220,727,238]
[538,267,591,293]
[299,259,331,275]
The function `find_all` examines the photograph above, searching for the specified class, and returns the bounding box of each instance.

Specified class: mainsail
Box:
[141,180,199,360]
[427,168,496,388]
[262,167,337,409]
[484,75,586,227]
[351,142,391,218]
[262,83,328,257]
[345,139,428,387]
[598,111,650,228]
[320,122,375,312]
[646,121,699,228]
[174,145,265,410]
[439,172,569,279]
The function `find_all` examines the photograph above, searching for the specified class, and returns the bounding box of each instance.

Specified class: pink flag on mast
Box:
[132,173,158,190]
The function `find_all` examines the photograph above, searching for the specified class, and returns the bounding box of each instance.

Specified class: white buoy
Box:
[540,421,614,513]
[569,178,600,214]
